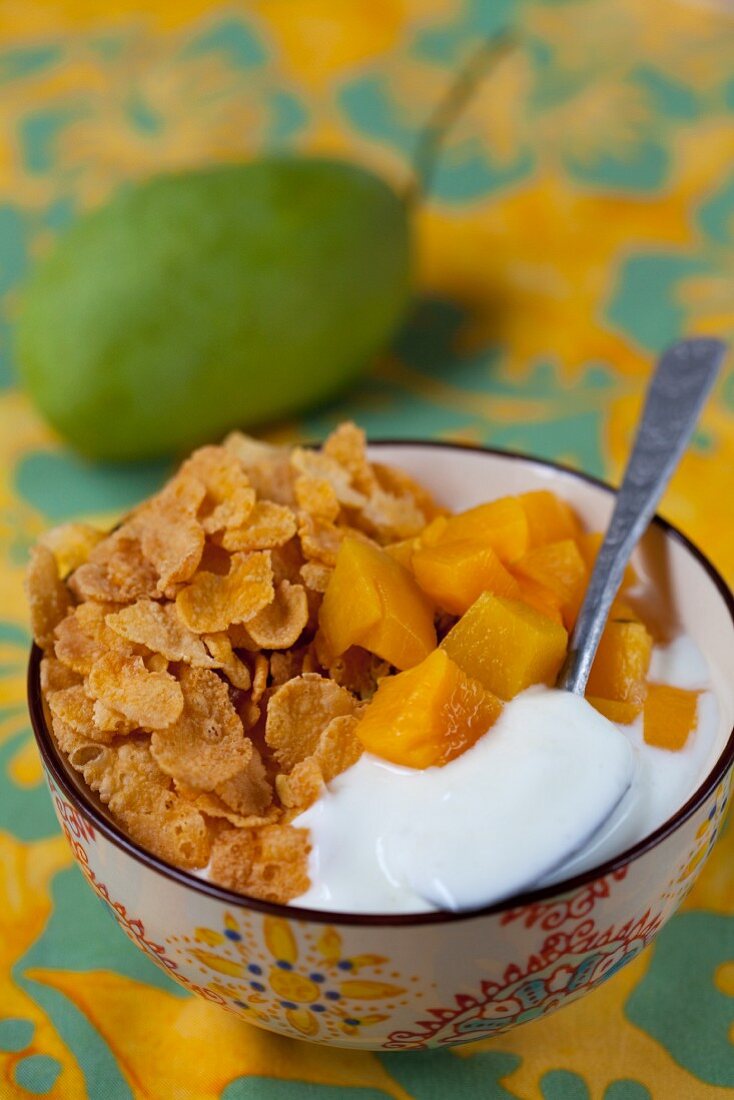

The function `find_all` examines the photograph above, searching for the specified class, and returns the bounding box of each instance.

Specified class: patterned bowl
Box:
[28,443,734,1050]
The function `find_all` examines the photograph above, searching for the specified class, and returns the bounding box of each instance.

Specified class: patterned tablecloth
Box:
[2,1,734,1097]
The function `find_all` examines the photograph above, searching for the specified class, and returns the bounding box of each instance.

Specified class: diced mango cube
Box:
[412,539,521,615]
[421,497,529,563]
[585,620,653,710]
[441,592,568,700]
[511,573,564,624]
[384,538,418,570]
[517,490,581,547]
[319,536,436,670]
[356,648,502,768]
[587,696,640,725]
[577,532,637,589]
[513,539,588,629]
[643,683,699,751]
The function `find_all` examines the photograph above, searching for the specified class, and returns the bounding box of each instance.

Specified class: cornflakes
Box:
[47,685,115,744]
[70,525,159,603]
[220,501,297,552]
[265,673,356,770]
[106,600,219,667]
[299,560,333,593]
[246,581,309,650]
[150,666,249,789]
[40,655,80,694]
[32,422,451,904]
[26,545,72,649]
[135,474,206,592]
[203,632,252,690]
[39,523,105,577]
[54,601,130,675]
[181,446,255,534]
[294,474,340,523]
[209,824,310,903]
[176,551,274,633]
[87,652,184,730]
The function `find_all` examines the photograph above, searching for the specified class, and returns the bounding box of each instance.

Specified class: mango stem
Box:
[407,28,515,204]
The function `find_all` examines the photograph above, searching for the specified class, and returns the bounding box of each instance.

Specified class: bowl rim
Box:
[28,439,734,928]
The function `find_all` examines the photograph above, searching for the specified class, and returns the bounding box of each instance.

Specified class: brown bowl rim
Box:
[28,439,734,927]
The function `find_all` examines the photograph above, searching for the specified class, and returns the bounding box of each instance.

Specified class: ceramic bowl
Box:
[28,442,734,1050]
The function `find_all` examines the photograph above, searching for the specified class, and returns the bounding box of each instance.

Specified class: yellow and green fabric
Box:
[2,1,734,1096]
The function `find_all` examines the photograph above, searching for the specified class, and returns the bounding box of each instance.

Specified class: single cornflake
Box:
[220,501,297,552]
[299,561,333,593]
[297,514,344,566]
[358,488,427,541]
[50,713,109,763]
[265,673,356,771]
[208,824,310,902]
[180,445,255,534]
[120,793,212,870]
[203,632,252,690]
[373,461,442,523]
[175,782,277,829]
[223,434,296,505]
[176,551,274,633]
[47,685,116,744]
[145,653,169,674]
[322,421,377,495]
[54,601,131,675]
[294,475,340,523]
[215,743,272,816]
[134,474,206,592]
[276,760,323,812]
[106,600,219,667]
[92,698,138,735]
[69,524,160,603]
[87,652,184,730]
[39,523,105,577]
[25,545,72,649]
[291,447,365,508]
[40,656,80,694]
[246,581,309,650]
[150,666,249,789]
[251,653,269,705]
[277,714,362,812]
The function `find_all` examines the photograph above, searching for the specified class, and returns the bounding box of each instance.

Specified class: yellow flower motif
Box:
[186,912,405,1038]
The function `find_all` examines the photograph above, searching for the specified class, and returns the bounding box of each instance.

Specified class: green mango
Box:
[16,157,411,460]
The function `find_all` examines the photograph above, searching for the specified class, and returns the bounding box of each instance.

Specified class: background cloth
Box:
[1,1,734,1096]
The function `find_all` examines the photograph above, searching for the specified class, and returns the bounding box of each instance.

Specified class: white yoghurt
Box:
[290,636,719,914]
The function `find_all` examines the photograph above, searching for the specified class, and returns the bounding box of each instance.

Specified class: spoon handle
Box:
[558,337,727,695]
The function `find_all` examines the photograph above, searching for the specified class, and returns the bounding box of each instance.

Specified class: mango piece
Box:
[411,539,521,615]
[356,648,502,768]
[587,696,640,725]
[17,159,411,460]
[422,497,529,563]
[512,573,564,624]
[643,683,699,751]
[513,539,588,629]
[585,620,653,710]
[517,490,580,547]
[441,592,568,700]
[384,538,418,570]
[319,536,436,670]
[577,532,637,589]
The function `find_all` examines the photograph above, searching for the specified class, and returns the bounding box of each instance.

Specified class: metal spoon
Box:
[558,336,727,695]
